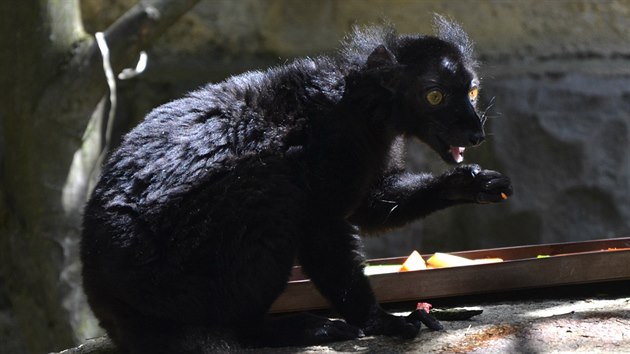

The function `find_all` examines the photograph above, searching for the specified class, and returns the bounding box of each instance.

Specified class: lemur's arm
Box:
[348,164,512,234]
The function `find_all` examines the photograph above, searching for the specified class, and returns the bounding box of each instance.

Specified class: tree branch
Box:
[103,0,202,72]
[37,0,202,136]
[54,336,118,354]
[0,1,201,351]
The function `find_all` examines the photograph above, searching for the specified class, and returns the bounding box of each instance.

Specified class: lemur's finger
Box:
[476,184,512,203]
[414,310,444,331]
[482,177,512,192]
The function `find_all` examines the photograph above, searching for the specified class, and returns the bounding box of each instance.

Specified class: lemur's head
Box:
[344,15,485,164]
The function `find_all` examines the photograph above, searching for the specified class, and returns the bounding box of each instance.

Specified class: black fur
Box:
[81,16,512,353]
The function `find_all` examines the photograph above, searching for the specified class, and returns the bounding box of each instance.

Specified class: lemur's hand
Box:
[440,164,512,203]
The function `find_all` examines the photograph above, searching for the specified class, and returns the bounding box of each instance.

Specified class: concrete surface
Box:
[56,283,630,354]
[264,295,630,353]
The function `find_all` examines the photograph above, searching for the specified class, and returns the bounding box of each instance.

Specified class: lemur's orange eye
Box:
[426,90,443,105]
[469,86,479,102]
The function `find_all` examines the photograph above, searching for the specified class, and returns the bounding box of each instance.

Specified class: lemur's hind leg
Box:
[242,312,363,347]
[297,218,427,338]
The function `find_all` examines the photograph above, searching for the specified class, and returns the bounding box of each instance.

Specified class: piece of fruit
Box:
[400,250,427,271]
[470,258,504,264]
[426,252,476,268]
[363,264,403,276]
[426,253,503,268]
[416,302,433,313]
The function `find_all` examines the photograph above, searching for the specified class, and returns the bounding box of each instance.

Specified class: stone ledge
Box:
[55,283,630,353]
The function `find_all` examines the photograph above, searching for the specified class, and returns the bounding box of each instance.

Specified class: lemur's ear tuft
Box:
[367,45,397,69]
[433,14,477,67]
[340,24,398,68]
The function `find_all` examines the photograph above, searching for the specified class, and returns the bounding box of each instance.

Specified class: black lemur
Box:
[81,16,512,353]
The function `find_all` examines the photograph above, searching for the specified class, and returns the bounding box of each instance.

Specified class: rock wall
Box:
[80,0,630,257]
[5,2,629,353]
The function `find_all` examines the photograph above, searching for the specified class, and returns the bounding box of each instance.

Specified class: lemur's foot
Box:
[360,309,429,339]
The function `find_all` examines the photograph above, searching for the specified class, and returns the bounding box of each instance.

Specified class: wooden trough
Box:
[270,237,630,313]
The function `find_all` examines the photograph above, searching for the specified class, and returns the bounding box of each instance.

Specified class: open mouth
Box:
[429,135,467,164]
[449,146,465,163]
